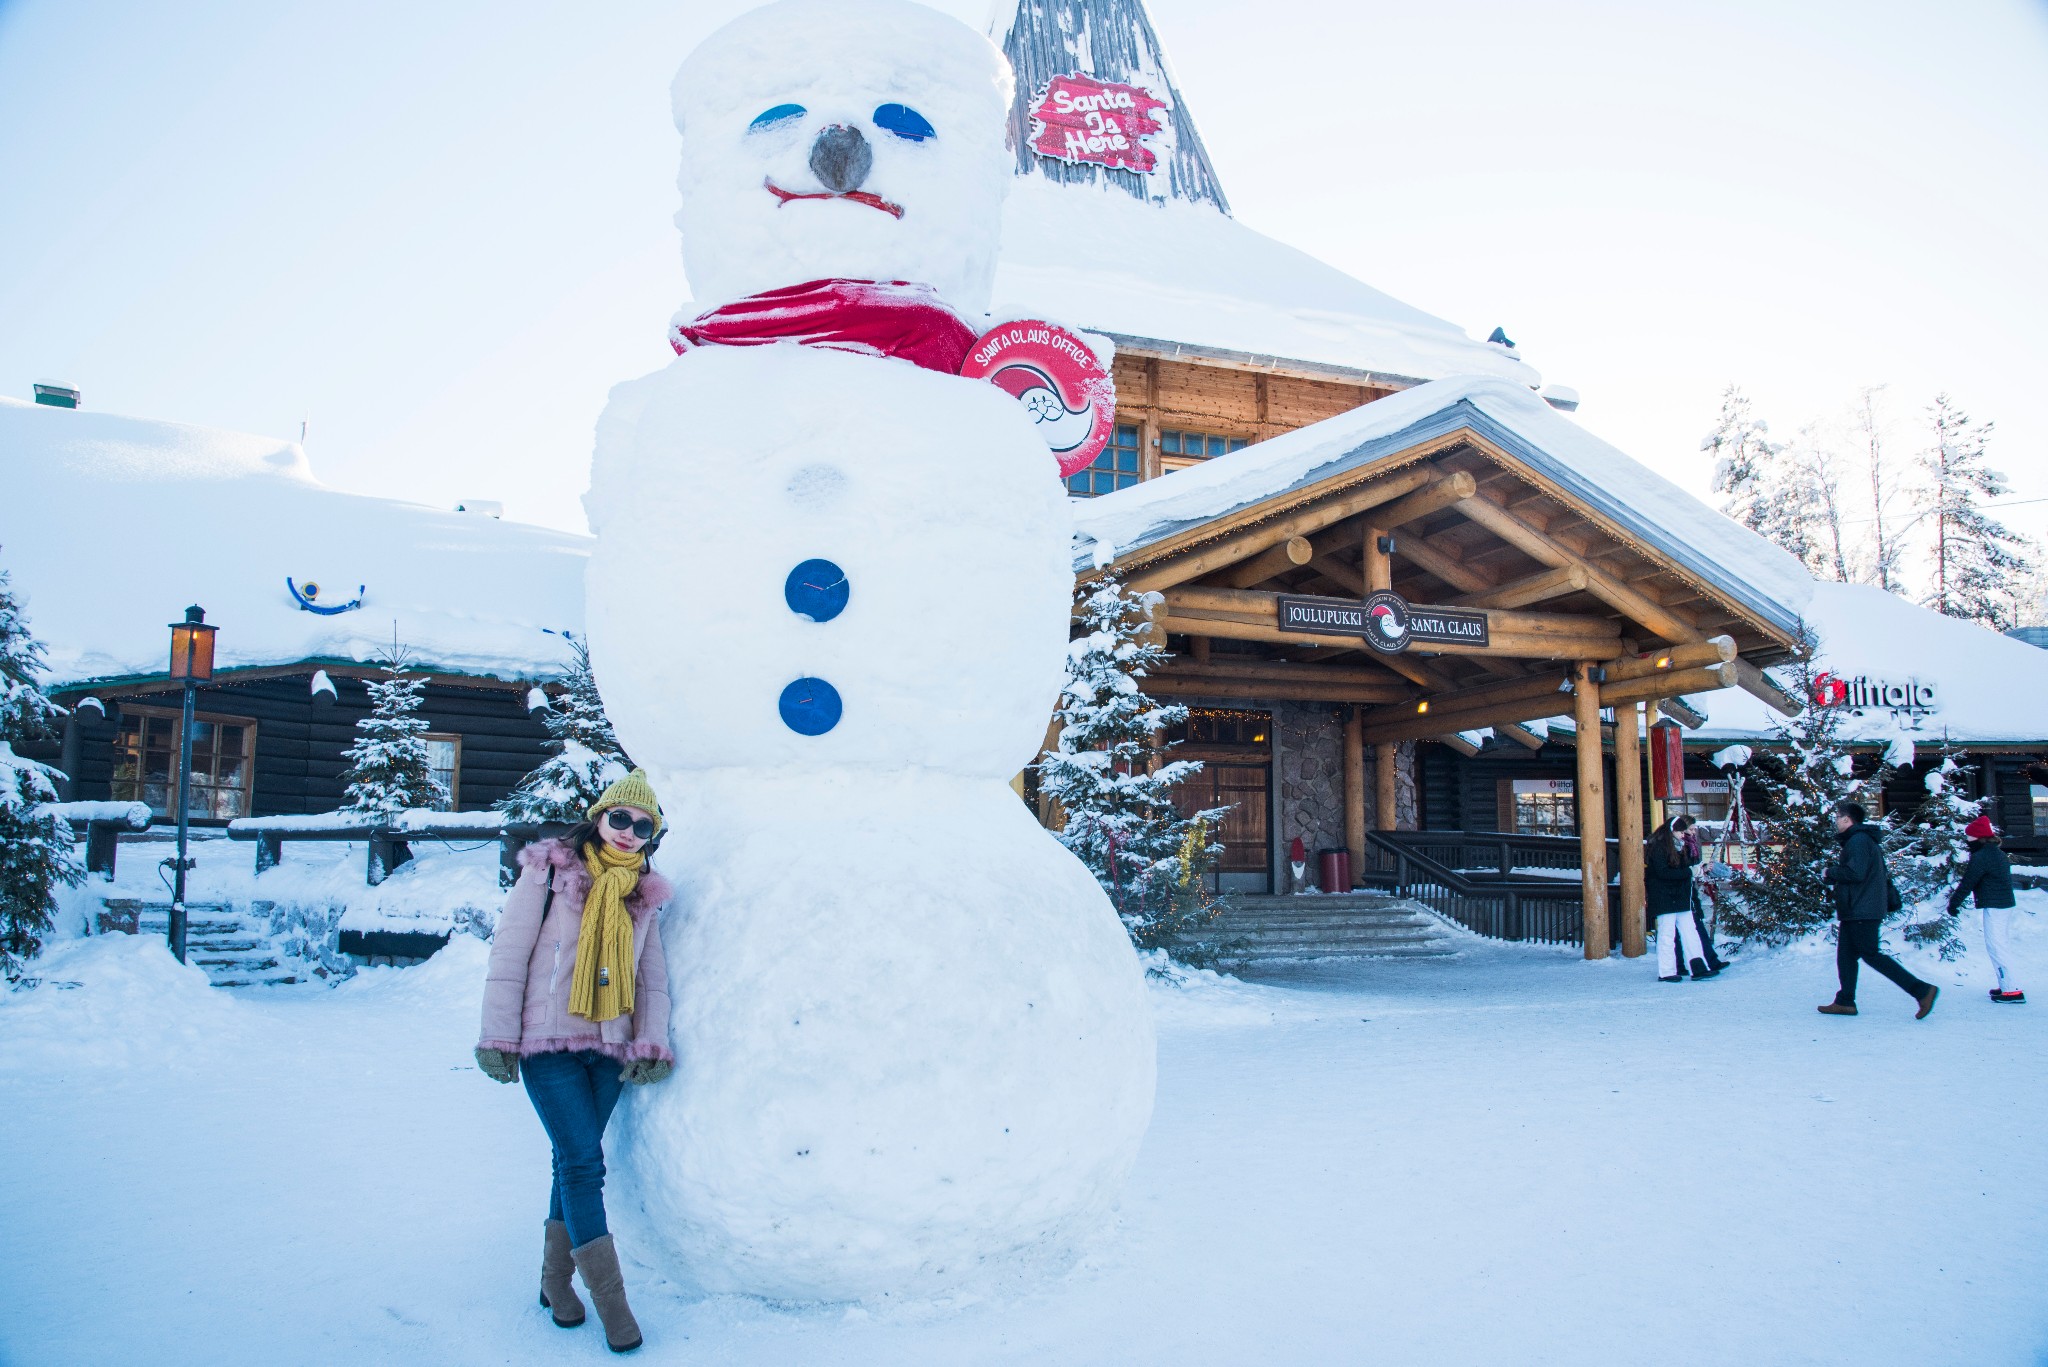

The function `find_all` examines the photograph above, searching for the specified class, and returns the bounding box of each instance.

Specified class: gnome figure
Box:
[584,0,1157,1303]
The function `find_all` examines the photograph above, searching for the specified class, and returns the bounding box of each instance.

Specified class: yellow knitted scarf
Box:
[568,843,643,1023]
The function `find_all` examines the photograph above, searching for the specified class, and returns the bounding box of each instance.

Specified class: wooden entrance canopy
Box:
[1076,397,1808,960]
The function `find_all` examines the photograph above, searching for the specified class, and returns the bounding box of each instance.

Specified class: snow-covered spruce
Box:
[1706,384,1829,578]
[1891,746,1980,959]
[0,554,81,978]
[1913,394,2034,631]
[340,658,447,823]
[498,635,632,824]
[1036,576,1230,963]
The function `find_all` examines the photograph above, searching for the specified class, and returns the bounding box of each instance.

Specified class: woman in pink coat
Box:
[474,768,675,1354]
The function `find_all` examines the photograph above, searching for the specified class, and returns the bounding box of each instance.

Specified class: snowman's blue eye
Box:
[749,104,807,132]
[873,103,934,142]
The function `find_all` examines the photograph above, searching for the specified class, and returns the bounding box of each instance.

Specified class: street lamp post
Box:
[165,606,217,964]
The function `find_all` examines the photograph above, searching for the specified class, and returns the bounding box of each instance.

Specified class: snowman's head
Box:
[671,0,1014,316]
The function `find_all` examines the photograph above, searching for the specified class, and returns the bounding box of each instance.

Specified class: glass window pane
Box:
[1161,432,1180,454]
[1115,425,1138,448]
[1117,449,1137,472]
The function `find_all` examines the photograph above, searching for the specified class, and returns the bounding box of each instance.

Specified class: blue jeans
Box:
[521,1049,625,1247]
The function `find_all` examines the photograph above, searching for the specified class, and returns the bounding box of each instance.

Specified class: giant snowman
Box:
[584,0,1157,1303]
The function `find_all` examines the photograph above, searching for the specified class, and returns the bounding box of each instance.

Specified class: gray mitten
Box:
[474,1046,520,1084]
[622,1057,674,1086]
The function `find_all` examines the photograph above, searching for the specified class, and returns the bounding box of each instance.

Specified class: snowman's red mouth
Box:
[765,177,905,219]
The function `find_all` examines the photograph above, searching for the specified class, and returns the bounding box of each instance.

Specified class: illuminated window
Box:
[424,734,462,811]
[111,707,257,820]
[1511,779,1576,836]
[1066,424,1142,497]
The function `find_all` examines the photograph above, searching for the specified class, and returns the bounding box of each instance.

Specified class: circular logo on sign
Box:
[1362,591,1411,654]
[960,320,1116,478]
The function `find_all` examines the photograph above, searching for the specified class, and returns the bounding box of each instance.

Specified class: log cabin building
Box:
[10,0,2048,968]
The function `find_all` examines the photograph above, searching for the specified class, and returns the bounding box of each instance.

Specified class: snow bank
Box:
[994,178,1539,388]
[1073,374,1815,633]
[0,397,589,687]
[0,935,237,1072]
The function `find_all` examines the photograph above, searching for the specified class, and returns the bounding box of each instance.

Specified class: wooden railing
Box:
[226,813,572,887]
[39,801,153,882]
[1363,830,1619,947]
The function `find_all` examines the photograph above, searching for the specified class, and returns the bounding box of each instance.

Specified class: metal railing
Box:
[1363,830,1618,947]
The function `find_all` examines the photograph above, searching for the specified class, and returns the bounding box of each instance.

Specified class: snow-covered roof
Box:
[0,398,588,689]
[1072,374,1815,641]
[1684,581,2048,747]
[992,178,1538,388]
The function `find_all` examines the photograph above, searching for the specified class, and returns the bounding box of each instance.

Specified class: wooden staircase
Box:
[105,901,302,988]
[1193,892,1455,962]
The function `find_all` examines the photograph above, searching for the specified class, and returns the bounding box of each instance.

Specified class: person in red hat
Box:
[1948,814,2023,1003]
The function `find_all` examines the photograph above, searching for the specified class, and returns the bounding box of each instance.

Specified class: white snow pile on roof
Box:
[0,398,589,687]
[1072,375,1814,626]
[1688,581,2048,744]
[993,177,1536,387]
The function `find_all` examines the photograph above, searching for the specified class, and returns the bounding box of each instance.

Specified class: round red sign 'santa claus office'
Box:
[960,320,1116,478]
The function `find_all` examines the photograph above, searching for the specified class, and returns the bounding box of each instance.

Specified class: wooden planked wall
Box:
[1109,352,1397,479]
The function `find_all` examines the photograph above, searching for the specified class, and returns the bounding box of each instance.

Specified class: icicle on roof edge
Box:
[993,0,1230,212]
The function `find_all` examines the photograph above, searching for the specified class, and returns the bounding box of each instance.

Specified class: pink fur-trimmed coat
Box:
[477,839,675,1064]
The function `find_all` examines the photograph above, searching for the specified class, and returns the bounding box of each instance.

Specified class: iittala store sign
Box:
[1811,672,1940,716]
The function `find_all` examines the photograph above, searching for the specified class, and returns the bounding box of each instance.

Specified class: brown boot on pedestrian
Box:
[1915,985,1939,1020]
[539,1219,585,1328]
[1817,1002,1857,1016]
[571,1233,643,1353]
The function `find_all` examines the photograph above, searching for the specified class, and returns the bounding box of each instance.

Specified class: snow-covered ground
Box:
[4,902,2044,1365]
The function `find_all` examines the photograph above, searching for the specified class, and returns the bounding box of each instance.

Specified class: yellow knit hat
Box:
[588,767,664,834]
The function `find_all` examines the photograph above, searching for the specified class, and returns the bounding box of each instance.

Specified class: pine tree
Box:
[1890,745,1977,960]
[1719,638,1876,944]
[1035,578,1231,962]
[0,556,81,978]
[1856,387,1907,593]
[1706,386,1822,570]
[1915,395,2033,630]
[340,655,447,821]
[500,635,633,823]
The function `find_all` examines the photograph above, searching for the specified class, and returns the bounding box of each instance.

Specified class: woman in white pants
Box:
[1948,815,2023,1004]
[1647,819,1716,981]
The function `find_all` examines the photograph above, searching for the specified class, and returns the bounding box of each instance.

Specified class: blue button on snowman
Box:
[780,558,848,734]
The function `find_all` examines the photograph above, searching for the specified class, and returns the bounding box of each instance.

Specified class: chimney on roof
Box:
[455,500,504,518]
[33,382,80,409]
[995,0,1231,213]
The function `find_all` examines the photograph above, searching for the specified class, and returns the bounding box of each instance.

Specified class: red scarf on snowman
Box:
[668,278,976,376]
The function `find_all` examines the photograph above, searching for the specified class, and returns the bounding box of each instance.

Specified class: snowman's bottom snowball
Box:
[607,769,1156,1303]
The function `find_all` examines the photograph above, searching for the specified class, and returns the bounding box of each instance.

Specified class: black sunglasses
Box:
[604,810,657,840]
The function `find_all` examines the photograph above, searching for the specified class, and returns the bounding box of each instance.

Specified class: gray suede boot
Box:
[539,1219,585,1327]
[571,1233,643,1353]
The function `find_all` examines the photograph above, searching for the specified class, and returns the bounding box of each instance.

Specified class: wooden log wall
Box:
[1110,351,1398,477]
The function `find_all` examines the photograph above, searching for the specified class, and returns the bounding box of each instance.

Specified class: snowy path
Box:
[4,911,2044,1366]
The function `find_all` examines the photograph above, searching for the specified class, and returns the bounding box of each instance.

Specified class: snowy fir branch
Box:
[340,652,448,821]
[0,553,80,977]
[498,634,634,824]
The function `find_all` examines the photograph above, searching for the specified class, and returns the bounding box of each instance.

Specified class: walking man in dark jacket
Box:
[1949,814,2023,1003]
[1818,801,1939,1018]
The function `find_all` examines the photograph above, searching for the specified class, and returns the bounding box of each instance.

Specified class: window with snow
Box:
[110,707,256,820]
[1065,424,1143,497]
[425,735,461,811]
[1158,428,1248,473]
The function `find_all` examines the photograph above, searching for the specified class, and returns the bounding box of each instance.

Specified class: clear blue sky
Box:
[4,0,2045,551]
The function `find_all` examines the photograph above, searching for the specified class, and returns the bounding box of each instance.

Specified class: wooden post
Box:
[1344,709,1366,885]
[1364,524,1393,593]
[1613,700,1646,958]
[1645,700,1666,834]
[1574,662,1610,959]
[1375,741,1398,832]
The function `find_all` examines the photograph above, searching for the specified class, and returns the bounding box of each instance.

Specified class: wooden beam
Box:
[1396,533,1492,594]
[1574,662,1610,960]
[1497,722,1546,750]
[1218,535,1315,589]
[1432,733,1482,758]
[1151,659,1415,689]
[1375,742,1398,832]
[1656,695,1708,729]
[1117,464,1441,592]
[1613,700,1646,959]
[1307,553,1364,595]
[1361,695,1578,747]
[1446,563,1587,610]
[1344,710,1366,882]
[1364,521,1393,593]
[1602,636,1737,685]
[1408,669,1576,717]
[1731,657,1802,717]
[1454,493,1705,644]
[1594,662,1738,710]
[1148,678,1408,704]
[1374,469,1478,531]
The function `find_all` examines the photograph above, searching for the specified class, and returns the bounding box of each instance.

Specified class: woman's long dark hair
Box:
[1647,820,1683,868]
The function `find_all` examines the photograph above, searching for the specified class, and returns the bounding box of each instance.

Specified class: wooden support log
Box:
[1602,636,1737,685]
[1150,659,1416,688]
[1446,563,1588,610]
[1454,494,1704,644]
[1732,657,1802,717]
[1344,710,1366,881]
[1361,697,1579,747]
[1375,741,1398,832]
[1574,662,1610,960]
[1307,553,1365,595]
[1160,612,1625,662]
[1433,733,1482,758]
[1655,695,1708,729]
[1118,465,1441,592]
[1613,700,1646,958]
[1593,661,1738,711]
[1392,532,1491,594]
[1149,678,1410,704]
[1364,521,1393,593]
[1371,469,1478,531]
[1497,722,1547,750]
[1408,669,1577,717]
[1218,535,1315,589]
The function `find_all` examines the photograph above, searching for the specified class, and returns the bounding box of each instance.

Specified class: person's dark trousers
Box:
[523,1049,627,1248]
[1835,919,1931,1006]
